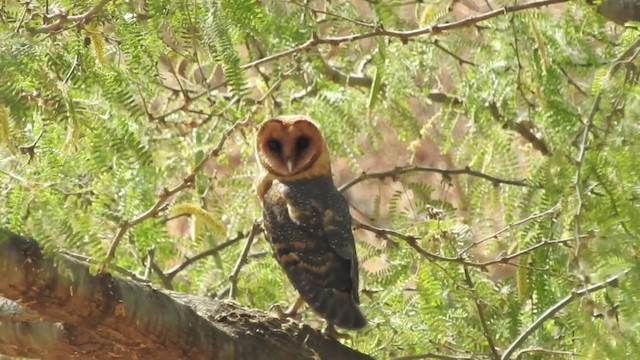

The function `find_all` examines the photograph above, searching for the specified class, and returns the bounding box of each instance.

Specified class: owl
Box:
[255,115,366,335]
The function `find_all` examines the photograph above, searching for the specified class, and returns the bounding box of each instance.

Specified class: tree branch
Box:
[163,231,248,280]
[0,228,372,360]
[27,0,114,33]
[458,203,560,255]
[103,115,253,268]
[0,298,41,322]
[241,0,568,72]
[501,270,630,360]
[392,353,476,360]
[463,267,499,359]
[354,221,577,269]
[229,221,263,299]
[339,165,532,193]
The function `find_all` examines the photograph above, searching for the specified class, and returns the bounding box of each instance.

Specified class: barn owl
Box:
[255,115,366,336]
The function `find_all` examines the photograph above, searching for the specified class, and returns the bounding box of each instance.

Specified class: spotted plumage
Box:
[255,115,366,331]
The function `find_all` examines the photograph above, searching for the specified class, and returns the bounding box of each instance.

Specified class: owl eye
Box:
[295,136,310,151]
[266,139,282,153]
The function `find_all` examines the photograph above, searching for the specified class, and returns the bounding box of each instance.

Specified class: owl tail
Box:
[302,287,367,330]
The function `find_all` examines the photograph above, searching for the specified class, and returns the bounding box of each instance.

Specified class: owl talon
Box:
[269,304,289,318]
[269,296,305,319]
[322,323,352,341]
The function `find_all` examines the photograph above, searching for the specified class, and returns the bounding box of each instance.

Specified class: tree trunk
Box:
[0,229,373,360]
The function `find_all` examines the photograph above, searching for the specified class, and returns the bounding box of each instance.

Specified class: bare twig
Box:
[463,267,499,359]
[241,0,568,72]
[572,37,640,259]
[475,237,577,267]
[102,115,254,269]
[488,103,550,156]
[60,250,150,283]
[164,232,248,280]
[144,246,155,280]
[432,40,476,66]
[501,269,630,360]
[63,54,80,83]
[28,0,114,33]
[103,181,192,268]
[458,203,560,256]
[558,66,588,96]
[573,94,598,260]
[15,0,33,33]
[228,221,263,299]
[148,0,563,125]
[319,56,374,88]
[290,0,376,28]
[355,221,576,269]
[514,347,576,359]
[392,353,476,360]
[18,131,44,163]
[339,165,532,193]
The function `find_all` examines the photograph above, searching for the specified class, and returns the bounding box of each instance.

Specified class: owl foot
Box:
[322,323,352,341]
[269,296,305,319]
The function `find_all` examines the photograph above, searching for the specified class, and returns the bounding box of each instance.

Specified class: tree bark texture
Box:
[0,229,374,360]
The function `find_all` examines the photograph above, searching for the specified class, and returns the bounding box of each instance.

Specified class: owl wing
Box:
[264,180,365,329]
[286,189,361,305]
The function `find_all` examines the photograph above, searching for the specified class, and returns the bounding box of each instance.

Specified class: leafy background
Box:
[1,0,639,358]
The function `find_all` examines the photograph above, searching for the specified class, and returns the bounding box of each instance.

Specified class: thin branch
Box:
[355,221,576,269]
[63,53,80,84]
[558,66,588,96]
[141,0,565,124]
[241,0,568,72]
[501,270,630,360]
[392,353,476,360]
[432,40,476,66]
[475,237,577,267]
[463,267,499,359]
[573,93,598,260]
[339,165,532,193]
[290,0,377,28]
[103,114,254,268]
[228,221,262,299]
[488,102,550,156]
[164,232,248,280]
[458,203,560,256]
[571,37,640,259]
[569,38,640,261]
[514,347,576,359]
[28,0,114,33]
[18,130,44,163]
[60,250,150,283]
[319,56,374,88]
[15,0,33,33]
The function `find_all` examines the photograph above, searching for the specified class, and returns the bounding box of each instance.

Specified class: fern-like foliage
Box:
[1,0,639,359]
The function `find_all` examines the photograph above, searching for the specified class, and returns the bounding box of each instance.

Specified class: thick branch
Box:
[0,321,119,359]
[0,229,372,360]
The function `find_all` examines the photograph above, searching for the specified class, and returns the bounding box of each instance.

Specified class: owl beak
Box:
[286,159,294,173]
